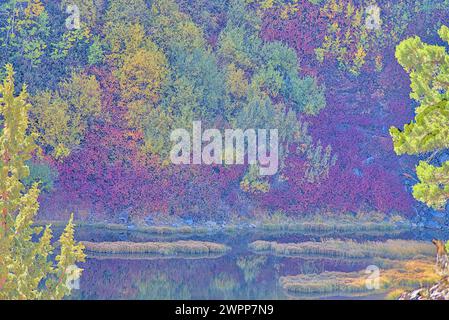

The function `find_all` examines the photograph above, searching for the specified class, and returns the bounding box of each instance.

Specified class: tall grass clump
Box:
[280,260,439,294]
[82,240,229,255]
[256,211,408,233]
[249,239,434,259]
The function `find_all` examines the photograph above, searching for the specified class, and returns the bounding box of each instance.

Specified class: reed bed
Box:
[280,271,368,294]
[34,220,210,235]
[82,240,229,255]
[35,211,410,237]
[249,239,434,259]
[255,211,408,233]
[258,221,401,233]
[279,260,439,294]
[85,252,226,260]
[83,223,209,235]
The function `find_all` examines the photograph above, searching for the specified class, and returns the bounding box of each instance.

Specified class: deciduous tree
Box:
[0,64,85,299]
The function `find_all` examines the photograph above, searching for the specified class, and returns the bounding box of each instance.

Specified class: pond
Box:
[65,227,446,300]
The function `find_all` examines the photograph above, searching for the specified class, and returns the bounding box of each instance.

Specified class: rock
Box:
[400,277,449,300]
[437,151,449,166]
[127,224,136,230]
[352,168,363,177]
[347,211,357,218]
[183,218,194,226]
[430,211,447,226]
[400,288,428,300]
[118,214,128,224]
[118,208,131,224]
[144,216,154,226]
[205,221,218,229]
[364,156,375,165]
[424,220,443,230]
[431,211,446,219]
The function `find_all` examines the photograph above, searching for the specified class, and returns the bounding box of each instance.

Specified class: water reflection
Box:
[73,251,380,299]
[66,228,444,300]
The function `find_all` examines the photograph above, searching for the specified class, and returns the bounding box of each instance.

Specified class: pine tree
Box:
[0,64,85,299]
[390,26,449,210]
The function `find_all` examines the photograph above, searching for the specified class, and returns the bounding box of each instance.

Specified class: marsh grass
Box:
[82,240,229,255]
[385,288,406,300]
[211,273,239,293]
[283,290,379,300]
[236,256,268,283]
[254,211,408,233]
[279,260,439,294]
[257,221,401,233]
[249,239,434,259]
[35,209,410,237]
[280,271,368,294]
[85,223,207,235]
[85,252,227,260]
[34,220,210,235]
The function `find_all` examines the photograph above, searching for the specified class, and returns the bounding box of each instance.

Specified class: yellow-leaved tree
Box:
[0,64,85,299]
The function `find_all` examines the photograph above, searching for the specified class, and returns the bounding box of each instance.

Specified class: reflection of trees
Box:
[79,252,369,299]
[210,273,239,299]
[134,272,191,299]
[236,255,267,283]
[79,256,237,299]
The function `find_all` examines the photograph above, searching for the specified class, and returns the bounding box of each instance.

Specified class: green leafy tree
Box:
[23,160,58,193]
[0,64,85,299]
[150,0,206,56]
[390,25,449,210]
[0,0,50,67]
[102,0,150,67]
[87,36,104,66]
[30,71,101,159]
[117,42,168,128]
[50,0,94,61]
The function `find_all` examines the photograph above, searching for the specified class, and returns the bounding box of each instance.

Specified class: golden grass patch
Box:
[82,240,229,255]
[249,239,434,259]
[279,259,439,294]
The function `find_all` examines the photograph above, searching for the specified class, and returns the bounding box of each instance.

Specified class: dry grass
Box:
[280,271,368,294]
[249,239,434,259]
[258,221,401,233]
[380,260,440,287]
[386,288,406,300]
[82,240,229,255]
[279,259,439,294]
[34,220,210,235]
[35,209,411,237]
[254,211,408,233]
[85,252,227,260]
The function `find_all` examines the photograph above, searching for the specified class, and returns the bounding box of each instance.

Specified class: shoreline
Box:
[33,217,414,236]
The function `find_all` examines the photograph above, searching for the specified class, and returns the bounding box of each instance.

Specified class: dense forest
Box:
[1,0,448,226]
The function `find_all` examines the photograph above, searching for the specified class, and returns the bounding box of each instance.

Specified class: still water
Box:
[66,227,442,300]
